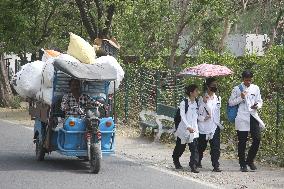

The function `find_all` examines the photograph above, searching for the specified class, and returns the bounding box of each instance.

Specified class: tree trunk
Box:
[75,0,115,41]
[218,17,232,53]
[0,54,13,107]
[176,37,200,66]
[168,0,190,68]
[75,0,97,41]
[176,28,202,66]
[267,9,284,48]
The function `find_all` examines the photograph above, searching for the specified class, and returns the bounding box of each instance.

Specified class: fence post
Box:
[139,65,144,109]
[124,64,129,123]
[155,70,161,111]
[276,59,284,149]
[173,69,178,107]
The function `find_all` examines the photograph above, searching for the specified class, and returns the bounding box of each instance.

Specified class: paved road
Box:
[0,120,216,189]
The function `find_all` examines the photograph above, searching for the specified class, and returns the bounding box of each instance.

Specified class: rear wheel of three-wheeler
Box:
[89,144,101,174]
[35,139,45,161]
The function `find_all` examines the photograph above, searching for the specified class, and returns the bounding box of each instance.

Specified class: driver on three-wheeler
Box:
[61,78,102,116]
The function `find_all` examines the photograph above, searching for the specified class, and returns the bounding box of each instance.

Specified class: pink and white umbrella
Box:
[178,63,233,78]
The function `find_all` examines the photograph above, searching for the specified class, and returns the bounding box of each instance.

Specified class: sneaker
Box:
[247,162,257,170]
[240,165,248,172]
[212,167,222,172]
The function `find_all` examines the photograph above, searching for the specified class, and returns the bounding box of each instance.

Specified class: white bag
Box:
[35,87,53,105]
[95,56,124,94]
[41,58,55,88]
[11,61,45,98]
[56,53,81,64]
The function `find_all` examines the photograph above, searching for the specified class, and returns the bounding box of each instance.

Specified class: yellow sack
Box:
[67,32,96,64]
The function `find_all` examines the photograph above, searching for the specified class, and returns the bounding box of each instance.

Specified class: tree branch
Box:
[35,3,57,46]
[94,0,104,38]
[176,30,203,66]
[268,8,284,48]
[168,0,191,68]
[218,17,232,53]
[102,4,115,38]
[75,0,96,40]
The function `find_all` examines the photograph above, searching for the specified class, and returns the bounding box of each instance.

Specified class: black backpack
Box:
[174,98,199,130]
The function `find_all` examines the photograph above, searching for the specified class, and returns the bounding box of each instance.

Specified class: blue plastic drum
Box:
[64,117,86,131]
[99,117,114,150]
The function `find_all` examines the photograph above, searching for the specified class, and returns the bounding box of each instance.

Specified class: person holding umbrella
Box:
[197,77,222,172]
[177,63,233,173]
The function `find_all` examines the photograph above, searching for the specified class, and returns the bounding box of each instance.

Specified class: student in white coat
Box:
[229,70,265,172]
[197,78,222,172]
[172,84,200,173]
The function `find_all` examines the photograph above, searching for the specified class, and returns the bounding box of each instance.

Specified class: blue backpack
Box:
[227,84,243,123]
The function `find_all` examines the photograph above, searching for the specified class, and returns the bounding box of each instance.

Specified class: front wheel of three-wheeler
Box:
[35,139,45,161]
[89,144,101,174]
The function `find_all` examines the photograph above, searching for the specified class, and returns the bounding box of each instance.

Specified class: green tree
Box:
[0,0,81,107]
[74,0,119,41]
[0,0,81,58]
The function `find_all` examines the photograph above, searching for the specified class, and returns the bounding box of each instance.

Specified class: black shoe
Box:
[240,165,248,172]
[173,159,183,169]
[247,162,257,170]
[190,165,200,173]
[174,164,183,169]
[212,167,222,172]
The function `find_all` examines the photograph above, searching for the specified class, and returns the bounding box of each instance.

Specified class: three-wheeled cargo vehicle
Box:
[29,59,117,173]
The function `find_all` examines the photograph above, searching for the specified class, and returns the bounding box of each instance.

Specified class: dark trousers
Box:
[172,137,199,167]
[198,127,220,168]
[237,116,261,167]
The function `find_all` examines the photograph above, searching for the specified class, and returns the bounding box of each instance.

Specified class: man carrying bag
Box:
[228,70,265,172]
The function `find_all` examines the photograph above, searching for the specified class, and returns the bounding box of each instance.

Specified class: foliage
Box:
[118,46,284,166]
[113,0,177,57]
[0,0,81,55]
[9,95,22,109]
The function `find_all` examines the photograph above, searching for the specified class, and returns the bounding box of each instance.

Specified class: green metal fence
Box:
[117,64,184,123]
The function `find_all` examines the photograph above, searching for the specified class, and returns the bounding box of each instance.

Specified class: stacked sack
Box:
[95,56,124,94]
[11,61,46,99]
[11,33,124,105]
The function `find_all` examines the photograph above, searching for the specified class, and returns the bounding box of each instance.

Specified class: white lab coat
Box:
[228,83,265,131]
[198,94,222,139]
[175,98,199,144]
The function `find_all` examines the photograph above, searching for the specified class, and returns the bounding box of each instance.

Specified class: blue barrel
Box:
[99,117,114,150]
[63,117,86,150]
[64,117,86,131]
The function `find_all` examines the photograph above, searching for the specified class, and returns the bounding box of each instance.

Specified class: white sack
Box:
[35,87,53,105]
[41,58,55,88]
[95,56,124,94]
[56,53,81,64]
[11,61,45,98]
